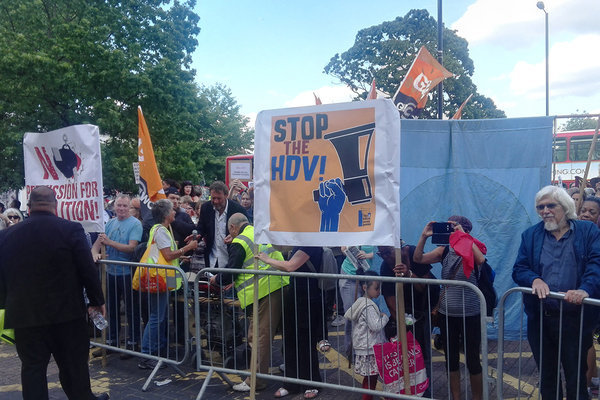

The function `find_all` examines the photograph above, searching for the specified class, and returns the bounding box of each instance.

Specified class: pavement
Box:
[0,319,559,400]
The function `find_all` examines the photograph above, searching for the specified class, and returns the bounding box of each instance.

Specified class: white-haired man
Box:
[513,185,600,400]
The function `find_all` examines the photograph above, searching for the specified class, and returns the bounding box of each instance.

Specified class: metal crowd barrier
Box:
[92,259,191,391]
[192,268,490,400]
[497,287,600,400]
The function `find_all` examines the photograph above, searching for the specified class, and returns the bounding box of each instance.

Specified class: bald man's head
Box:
[227,212,249,238]
[29,186,57,213]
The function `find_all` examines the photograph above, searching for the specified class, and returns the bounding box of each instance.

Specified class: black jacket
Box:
[0,211,105,329]
[197,200,247,267]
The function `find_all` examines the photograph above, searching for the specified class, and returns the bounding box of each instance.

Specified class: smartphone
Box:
[431,222,453,245]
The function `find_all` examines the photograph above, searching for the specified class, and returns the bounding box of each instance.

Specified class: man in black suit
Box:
[197,181,247,268]
[0,186,109,400]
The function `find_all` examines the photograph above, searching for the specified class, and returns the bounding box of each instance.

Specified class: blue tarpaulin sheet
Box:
[398,117,554,340]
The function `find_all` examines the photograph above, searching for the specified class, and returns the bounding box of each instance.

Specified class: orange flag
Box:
[452,94,473,119]
[367,78,377,100]
[392,46,453,119]
[314,92,322,105]
[137,106,165,218]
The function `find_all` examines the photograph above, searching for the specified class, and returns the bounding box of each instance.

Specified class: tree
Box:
[558,111,599,132]
[324,9,505,119]
[0,0,252,193]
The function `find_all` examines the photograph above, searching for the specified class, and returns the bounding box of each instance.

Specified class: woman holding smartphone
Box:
[413,216,486,400]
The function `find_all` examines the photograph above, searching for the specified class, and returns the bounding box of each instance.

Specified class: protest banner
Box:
[254,99,400,246]
[23,124,103,232]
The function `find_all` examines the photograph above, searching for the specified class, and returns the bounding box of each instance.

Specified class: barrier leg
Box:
[141,360,164,392]
[196,368,214,400]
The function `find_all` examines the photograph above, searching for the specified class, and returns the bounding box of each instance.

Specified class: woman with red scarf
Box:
[413,215,486,400]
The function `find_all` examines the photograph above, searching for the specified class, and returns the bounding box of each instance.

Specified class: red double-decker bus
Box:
[553,129,600,186]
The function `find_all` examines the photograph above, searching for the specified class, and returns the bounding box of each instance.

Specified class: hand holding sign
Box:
[318,177,346,232]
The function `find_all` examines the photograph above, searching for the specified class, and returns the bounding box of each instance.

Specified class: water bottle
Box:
[90,310,108,330]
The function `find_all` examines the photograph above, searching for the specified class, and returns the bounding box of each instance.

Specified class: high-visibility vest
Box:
[233,225,288,309]
[147,224,181,291]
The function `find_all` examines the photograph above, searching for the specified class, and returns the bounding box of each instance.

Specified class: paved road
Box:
[0,324,558,400]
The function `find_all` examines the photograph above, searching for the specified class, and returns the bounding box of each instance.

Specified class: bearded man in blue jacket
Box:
[513,185,600,400]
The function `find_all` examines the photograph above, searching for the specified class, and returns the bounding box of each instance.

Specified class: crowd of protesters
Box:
[4,178,600,400]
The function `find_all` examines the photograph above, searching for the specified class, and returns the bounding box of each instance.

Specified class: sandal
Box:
[317,339,331,353]
[304,389,319,399]
[274,387,289,398]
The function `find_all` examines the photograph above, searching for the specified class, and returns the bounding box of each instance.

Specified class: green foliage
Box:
[558,111,599,132]
[324,9,505,119]
[0,0,252,193]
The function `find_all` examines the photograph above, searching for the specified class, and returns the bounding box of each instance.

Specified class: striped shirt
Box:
[439,247,480,317]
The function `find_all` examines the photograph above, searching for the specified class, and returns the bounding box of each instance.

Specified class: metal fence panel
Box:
[193,268,490,400]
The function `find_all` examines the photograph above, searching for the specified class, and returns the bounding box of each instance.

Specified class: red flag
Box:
[313,92,322,105]
[392,46,453,119]
[137,106,165,218]
[452,94,473,120]
[367,78,377,100]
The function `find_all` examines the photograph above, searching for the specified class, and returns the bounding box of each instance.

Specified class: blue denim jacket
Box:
[512,220,600,318]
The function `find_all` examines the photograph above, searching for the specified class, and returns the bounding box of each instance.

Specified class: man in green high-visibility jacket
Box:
[210,212,288,392]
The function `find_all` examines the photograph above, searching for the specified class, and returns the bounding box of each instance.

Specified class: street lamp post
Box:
[537,1,549,116]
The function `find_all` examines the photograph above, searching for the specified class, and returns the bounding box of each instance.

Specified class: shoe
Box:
[274,387,289,398]
[304,389,319,399]
[95,394,110,400]
[137,358,167,370]
[92,348,115,358]
[330,315,345,327]
[232,381,251,392]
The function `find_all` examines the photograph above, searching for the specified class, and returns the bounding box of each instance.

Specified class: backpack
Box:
[476,260,497,317]
[442,246,497,317]
[306,247,339,292]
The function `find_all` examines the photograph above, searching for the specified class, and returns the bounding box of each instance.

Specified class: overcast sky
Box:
[193,0,600,125]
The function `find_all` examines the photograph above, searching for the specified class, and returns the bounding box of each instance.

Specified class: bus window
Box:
[569,136,600,161]
[552,137,567,162]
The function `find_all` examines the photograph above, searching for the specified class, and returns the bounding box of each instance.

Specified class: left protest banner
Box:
[24,125,104,232]
[254,99,401,247]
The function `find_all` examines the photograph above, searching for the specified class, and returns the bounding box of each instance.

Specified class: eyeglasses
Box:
[8,215,20,220]
[377,250,393,257]
[536,203,558,211]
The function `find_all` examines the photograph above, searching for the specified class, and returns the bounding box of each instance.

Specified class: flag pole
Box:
[394,249,411,394]
[579,117,600,214]
[437,0,443,119]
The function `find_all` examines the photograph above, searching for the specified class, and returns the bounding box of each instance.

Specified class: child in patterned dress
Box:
[344,270,389,400]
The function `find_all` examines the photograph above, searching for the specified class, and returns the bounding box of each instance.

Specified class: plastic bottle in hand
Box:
[90,310,108,330]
